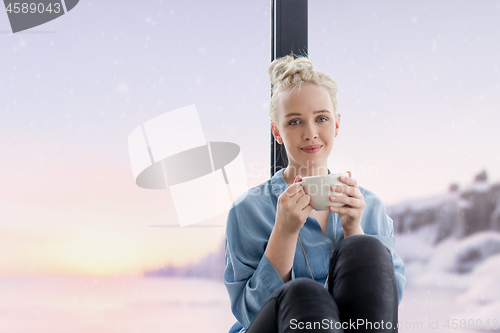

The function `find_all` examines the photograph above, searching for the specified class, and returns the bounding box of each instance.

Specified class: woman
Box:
[224,55,406,333]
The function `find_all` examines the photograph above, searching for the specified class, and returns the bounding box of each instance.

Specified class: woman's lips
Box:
[301,145,322,154]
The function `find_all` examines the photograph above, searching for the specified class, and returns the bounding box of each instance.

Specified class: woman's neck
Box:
[283,165,329,186]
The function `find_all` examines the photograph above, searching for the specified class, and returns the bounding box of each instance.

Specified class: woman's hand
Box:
[329,171,366,237]
[266,175,311,282]
[275,175,313,235]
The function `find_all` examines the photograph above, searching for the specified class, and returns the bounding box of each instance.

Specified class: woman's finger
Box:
[331,203,364,216]
[330,195,362,208]
[285,183,303,196]
[289,184,307,200]
[330,205,354,216]
[339,173,359,188]
[296,193,311,210]
[331,185,362,198]
[294,189,309,204]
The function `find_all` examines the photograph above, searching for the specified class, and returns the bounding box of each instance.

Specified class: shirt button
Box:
[329,249,333,253]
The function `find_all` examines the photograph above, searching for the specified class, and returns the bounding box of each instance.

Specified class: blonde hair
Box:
[268,55,339,125]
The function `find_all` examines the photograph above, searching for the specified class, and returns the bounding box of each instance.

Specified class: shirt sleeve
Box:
[360,188,407,305]
[371,216,406,305]
[223,201,288,329]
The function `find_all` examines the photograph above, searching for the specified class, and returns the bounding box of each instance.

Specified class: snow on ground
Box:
[458,254,500,305]
[399,286,478,333]
[395,231,500,332]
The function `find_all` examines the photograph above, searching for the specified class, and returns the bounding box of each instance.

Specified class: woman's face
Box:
[272,82,340,172]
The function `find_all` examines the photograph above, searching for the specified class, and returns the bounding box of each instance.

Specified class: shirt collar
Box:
[270,167,332,197]
[270,168,287,197]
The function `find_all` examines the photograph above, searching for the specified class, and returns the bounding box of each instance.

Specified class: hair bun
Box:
[267,55,339,125]
[268,55,314,86]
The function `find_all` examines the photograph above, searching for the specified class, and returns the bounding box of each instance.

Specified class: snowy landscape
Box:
[390,171,500,331]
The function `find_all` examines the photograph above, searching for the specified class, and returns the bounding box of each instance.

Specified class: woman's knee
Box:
[277,278,330,303]
[339,235,390,256]
[276,278,341,327]
[330,235,393,271]
[340,234,385,249]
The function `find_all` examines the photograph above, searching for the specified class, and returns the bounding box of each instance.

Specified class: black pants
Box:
[246,235,399,332]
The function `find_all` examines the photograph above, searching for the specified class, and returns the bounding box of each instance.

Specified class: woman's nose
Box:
[303,123,318,140]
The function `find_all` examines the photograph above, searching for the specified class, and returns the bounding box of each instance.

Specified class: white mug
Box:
[297,172,349,211]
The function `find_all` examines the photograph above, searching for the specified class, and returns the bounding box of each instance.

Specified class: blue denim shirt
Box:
[223,168,406,333]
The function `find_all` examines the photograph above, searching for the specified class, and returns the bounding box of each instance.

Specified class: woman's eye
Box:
[289,117,327,126]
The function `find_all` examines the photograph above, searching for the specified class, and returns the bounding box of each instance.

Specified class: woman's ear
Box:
[271,122,282,144]
[335,113,341,136]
